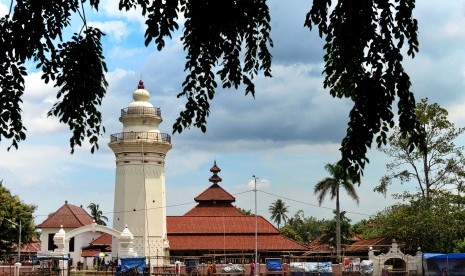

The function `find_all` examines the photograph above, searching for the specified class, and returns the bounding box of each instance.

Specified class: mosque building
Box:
[36,81,308,266]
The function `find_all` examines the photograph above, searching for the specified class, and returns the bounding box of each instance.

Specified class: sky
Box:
[1,0,465,228]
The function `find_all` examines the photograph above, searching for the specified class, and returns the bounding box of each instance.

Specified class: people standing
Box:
[250,260,255,276]
[207,261,212,276]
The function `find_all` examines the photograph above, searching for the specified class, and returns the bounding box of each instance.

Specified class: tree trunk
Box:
[336,187,341,260]
[423,150,430,199]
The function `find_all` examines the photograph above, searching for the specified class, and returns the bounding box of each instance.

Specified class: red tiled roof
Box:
[168,234,308,251]
[11,238,41,253]
[304,235,332,254]
[167,216,278,234]
[194,184,235,202]
[183,204,244,216]
[22,240,41,252]
[304,235,393,255]
[36,201,93,228]
[81,249,101,257]
[344,237,392,253]
[90,233,112,245]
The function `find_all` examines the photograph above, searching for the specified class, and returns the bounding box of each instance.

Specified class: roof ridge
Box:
[36,201,93,228]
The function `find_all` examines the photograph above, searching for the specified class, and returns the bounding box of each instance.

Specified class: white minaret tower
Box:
[109,80,172,263]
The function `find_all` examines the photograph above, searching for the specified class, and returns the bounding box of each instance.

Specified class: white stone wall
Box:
[369,241,422,276]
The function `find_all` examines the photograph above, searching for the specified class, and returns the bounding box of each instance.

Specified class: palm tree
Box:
[269,199,289,228]
[87,203,108,226]
[314,163,359,258]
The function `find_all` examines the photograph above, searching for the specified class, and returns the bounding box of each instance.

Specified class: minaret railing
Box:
[121,106,161,117]
[110,132,171,143]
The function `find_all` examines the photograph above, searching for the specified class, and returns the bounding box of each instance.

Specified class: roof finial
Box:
[138,80,144,89]
[209,161,222,184]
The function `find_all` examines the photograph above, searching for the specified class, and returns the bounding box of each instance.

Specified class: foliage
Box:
[280,226,301,243]
[376,98,465,198]
[314,162,359,255]
[305,0,423,178]
[370,192,465,252]
[236,207,252,216]
[0,1,107,153]
[454,238,465,253]
[280,210,327,244]
[351,219,378,240]
[320,211,352,248]
[87,203,108,226]
[0,181,36,253]
[268,199,289,228]
[0,0,270,152]
[0,0,422,180]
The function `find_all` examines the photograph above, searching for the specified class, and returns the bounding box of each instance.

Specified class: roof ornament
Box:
[209,161,222,184]
[138,80,144,89]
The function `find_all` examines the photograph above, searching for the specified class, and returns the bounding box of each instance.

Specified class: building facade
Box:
[36,201,101,266]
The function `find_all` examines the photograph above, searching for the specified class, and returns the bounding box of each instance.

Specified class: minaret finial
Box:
[138,80,144,89]
[209,161,222,184]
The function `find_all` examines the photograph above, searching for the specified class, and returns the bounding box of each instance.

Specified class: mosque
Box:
[36,81,309,267]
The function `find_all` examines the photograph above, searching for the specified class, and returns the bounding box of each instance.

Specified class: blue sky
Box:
[1,0,465,227]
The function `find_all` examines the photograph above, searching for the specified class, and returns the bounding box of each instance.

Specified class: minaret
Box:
[109,80,172,262]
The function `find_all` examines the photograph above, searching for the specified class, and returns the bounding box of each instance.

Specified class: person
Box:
[207,261,212,276]
[250,260,255,276]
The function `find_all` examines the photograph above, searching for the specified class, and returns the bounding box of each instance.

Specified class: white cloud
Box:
[108,46,147,60]
[0,145,76,187]
[100,0,146,31]
[21,73,65,135]
[248,178,271,190]
[445,96,465,126]
[0,2,7,16]
[88,20,130,42]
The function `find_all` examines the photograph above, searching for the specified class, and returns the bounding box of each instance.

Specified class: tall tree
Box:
[268,199,289,228]
[0,0,422,180]
[0,181,36,255]
[87,203,108,226]
[376,98,465,199]
[314,163,359,257]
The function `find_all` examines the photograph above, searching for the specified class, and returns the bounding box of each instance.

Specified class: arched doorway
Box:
[50,222,136,270]
[383,257,406,273]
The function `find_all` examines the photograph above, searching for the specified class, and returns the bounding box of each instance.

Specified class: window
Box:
[69,237,75,252]
[48,233,57,251]
[47,234,75,252]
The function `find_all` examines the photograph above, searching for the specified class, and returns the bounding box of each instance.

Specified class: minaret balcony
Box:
[121,106,161,118]
[110,131,171,144]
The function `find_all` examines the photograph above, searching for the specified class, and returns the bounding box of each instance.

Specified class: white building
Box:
[36,201,102,267]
